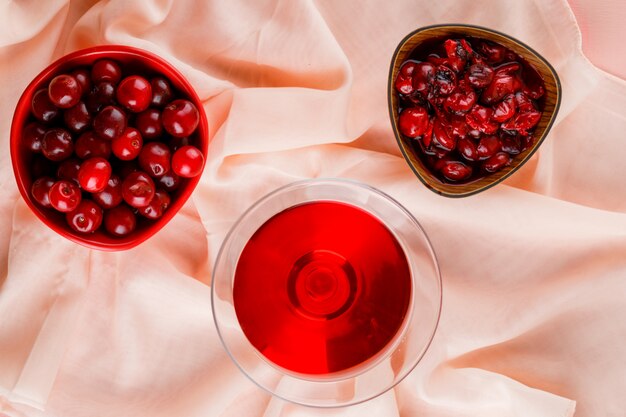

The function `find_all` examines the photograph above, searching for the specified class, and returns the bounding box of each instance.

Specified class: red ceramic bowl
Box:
[10,45,209,251]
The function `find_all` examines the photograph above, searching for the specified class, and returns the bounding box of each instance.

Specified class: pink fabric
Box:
[0,1,624,416]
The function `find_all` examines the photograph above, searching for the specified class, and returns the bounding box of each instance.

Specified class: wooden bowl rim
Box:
[388,23,562,198]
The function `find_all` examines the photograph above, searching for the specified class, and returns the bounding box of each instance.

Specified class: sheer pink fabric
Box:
[0,1,624,416]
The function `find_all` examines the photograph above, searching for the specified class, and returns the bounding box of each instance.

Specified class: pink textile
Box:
[0,1,625,416]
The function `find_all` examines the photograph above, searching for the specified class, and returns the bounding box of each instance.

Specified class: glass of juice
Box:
[212,178,441,407]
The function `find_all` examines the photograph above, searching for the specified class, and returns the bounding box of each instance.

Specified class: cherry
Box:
[78,157,112,192]
[457,137,478,161]
[71,68,91,96]
[412,62,435,95]
[432,118,456,151]
[479,42,506,64]
[501,110,541,135]
[57,158,81,184]
[168,136,191,152]
[93,105,127,140]
[171,145,204,178]
[398,106,429,138]
[441,161,472,181]
[433,65,457,96]
[31,88,59,123]
[501,134,522,155]
[135,108,163,140]
[466,63,494,88]
[444,89,476,114]
[138,142,170,177]
[66,200,103,233]
[92,175,123,209]
[395,61,418,95]
[91,59,122,85]
[481,74,521,105]
[112,127,143,161]
[31,177,55,208]
[42,128,73,161]
[138,189,171,220]
[104,204,136,237]
[162,99,199,137]
[477,135,501,160]
[23,122,47,153]
[122,171,155,208]
[86,81,116,113]
[466,105,498,134]
[157,171,181,192]
[75,131,112,159]
[64,101,92,133]
[482,152,511,173]
[150,77,174,108]
[48,74,82,109]
[492,95,517,122]
[49,180,81,212]
[116,75,152,112]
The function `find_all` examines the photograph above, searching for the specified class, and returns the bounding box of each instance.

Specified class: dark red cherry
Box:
[66,200,103,233]
[92,175,123,209]
[444,89,477,113]
[23,122,47,153]
[138,189,170,220]
[168,136,191,152]
[48,74,82,109]
[138,142,170,177]
[457,137,478,161]
[93,105,127,140]
[432,118,456,151]
[112,127,143,161]
[171,145,204,178]
[49,180,82,212]
[78,157,112,192]
[491,95,517,122]
[42,128,73,161]
[150,77,173,108]
[433,65,457,96]
[395,61,418,95]
[31,88,59,123]
[71,68,91,96]
[64,101,92,133]
[466,105,498,134]
[31,176,55,208]
[57,158,81,184]
[477,135,502,160]
[440,161,472,181]
[135,108,163,140]
[104,204,136,237]
[466,63,494,88]
[116,75,152,113]
[162,99,199,137]
[75,131,112,159]
[412,62,436,95]
[86,81,115,113]
[157,171,181,192]
[481,74,521,105]
[122,171,155,208]
[482,152,511,173]
[91,59,122,84]
[398,106,429,138]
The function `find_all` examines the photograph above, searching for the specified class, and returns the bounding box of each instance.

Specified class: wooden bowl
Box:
[388,24,561,197]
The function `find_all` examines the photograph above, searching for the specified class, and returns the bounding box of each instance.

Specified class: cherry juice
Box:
[233,201,412,375]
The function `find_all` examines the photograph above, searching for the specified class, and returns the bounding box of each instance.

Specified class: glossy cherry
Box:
[150,77,173,108]
[91,59,122,85]
[93,105,127,140]
[66,200,103,234]
[157,171,181,192]
[162,99,199,137]
[64,101,92,133]
[86,81,116,113]
[23,122,47,153]
[49,180,81,212]
[138,142,170,177]
[75,131,112,159]
[71,68,91,96]
[122,171,155,208]
[31,88,59,123]
[441,161,472,181]
[104,204,137,236]
[138,189,170,220]
[398,106,429,138]
[42,128,73,161]
[112,127,143,161]
[31,177,55,208]
[78,157,112,192]
[482,152,511,173]
[56,158,81,184]
[92,175,123,209]
[135,108,163,140]
[171,145,204,178]
[116,75,152,112]
[48,74,82,109]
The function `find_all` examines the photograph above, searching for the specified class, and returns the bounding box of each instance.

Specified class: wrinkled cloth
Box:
[0,1,625,416]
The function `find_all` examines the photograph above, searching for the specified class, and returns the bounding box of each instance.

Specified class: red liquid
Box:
[233,201,412,375]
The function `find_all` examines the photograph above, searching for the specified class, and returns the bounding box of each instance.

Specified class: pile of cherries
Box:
[394,37,545,183]
[25,59,204,237]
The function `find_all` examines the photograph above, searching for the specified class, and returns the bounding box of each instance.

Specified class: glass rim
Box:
[211,177,442,407]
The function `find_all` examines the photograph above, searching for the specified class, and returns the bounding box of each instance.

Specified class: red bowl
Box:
[10,45,209,251]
